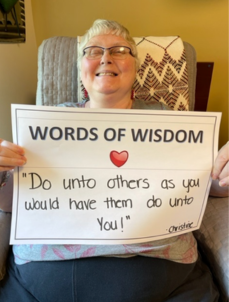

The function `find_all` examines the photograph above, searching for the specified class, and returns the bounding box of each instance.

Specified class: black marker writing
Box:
[63,176,96,189]
[25,197,59,210]
[168,221,193,233]
[104,197,133,209]
[182,179,200,193]
[69,198,97,210]
[169,195,194,207]
[107,175,149,189]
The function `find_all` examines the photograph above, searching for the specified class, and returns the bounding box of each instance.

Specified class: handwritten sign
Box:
[10,104,221,244]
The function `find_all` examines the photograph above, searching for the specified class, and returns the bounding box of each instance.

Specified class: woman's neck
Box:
[85,95,133,109]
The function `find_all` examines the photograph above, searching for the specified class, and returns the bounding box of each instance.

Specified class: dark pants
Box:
[0,250,219,302]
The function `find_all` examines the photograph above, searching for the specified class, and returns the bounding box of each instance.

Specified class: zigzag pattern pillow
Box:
[134,36,189,111]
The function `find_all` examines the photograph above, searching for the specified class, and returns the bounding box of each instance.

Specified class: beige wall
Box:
[0,0,37,142]
[31,0,228,148]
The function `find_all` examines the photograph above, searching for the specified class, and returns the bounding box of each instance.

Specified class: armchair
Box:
[0,34,228,301]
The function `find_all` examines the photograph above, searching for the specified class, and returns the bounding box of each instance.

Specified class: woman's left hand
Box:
[212,142,229,186]
[210,142,229,197]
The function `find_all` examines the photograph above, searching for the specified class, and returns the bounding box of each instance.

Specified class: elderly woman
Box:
[0,19,228,302]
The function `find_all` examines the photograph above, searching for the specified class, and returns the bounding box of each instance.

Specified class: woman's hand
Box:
[210,142,229,197]
[0,139,26,212]
[0,139,26,172]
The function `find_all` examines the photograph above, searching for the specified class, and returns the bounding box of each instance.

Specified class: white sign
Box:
[10,104,221,244]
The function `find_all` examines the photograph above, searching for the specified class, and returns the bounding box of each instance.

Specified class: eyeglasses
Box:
[83,46,134,60]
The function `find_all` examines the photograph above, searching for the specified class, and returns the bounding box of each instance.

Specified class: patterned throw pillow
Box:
[133,36,189,111]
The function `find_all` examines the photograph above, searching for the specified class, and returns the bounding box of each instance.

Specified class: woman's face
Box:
[81,34,136,102]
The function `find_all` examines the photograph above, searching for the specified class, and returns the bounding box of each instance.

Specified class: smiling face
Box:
[80,34,137,108]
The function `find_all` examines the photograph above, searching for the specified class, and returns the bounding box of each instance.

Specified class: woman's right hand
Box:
[0,139,27,172]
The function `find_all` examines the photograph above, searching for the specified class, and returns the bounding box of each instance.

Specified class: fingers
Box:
[0,157,26,171]
[218,176,229,187]
[212,142,229,187]
[0,139,25,155]
[0,139,27,171]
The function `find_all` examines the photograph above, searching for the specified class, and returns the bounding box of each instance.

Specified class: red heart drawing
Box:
[110,151,129,167]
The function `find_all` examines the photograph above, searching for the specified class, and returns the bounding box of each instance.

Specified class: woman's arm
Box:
[0,171,13,212]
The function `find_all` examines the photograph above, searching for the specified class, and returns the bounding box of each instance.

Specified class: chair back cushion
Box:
[36,36,79,106]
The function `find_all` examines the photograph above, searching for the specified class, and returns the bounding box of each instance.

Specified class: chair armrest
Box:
[194,196,229,301]
[0,211,11,280]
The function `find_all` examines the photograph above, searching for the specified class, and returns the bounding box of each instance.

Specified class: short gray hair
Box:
[78,19,140,70]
